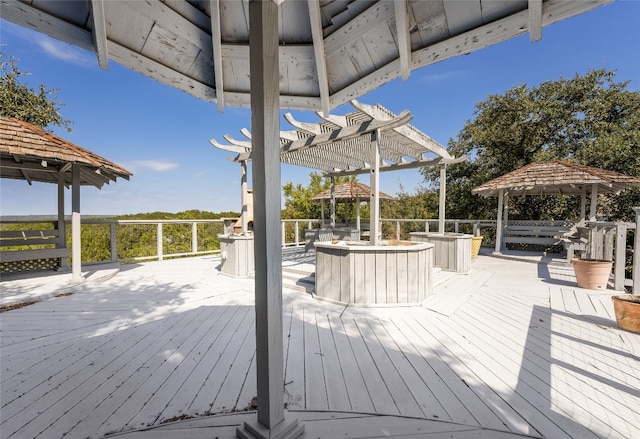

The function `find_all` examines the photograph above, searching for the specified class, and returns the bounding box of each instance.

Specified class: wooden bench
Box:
[502,224,573,248]
[0,229,70,268]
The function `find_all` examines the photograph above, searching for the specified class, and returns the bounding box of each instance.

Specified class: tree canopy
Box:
[0,53,72,132]
[422,68,640,221]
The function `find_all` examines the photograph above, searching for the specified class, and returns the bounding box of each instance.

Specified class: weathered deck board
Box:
[1,254,639,439]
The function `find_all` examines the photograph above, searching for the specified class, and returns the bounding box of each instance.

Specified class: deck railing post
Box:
[634,208,640,294]
[396,221,400,240]
[425,221,429,232]
[110,222,117,261]
[157,223,163,261]
[614,223,627,291]
[192,222,198,254]
[282,222,286,247]
[294,221,299,246]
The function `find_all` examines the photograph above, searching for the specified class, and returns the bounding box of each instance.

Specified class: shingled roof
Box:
[0,117,132,188]
[310,182,395,202]
[472,161,640,197]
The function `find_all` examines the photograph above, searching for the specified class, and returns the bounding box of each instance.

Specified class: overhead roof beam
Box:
[394,0,411,80]
[308,0,331,115]
[327,154,467,177]
[528,0,543,42]
[209,0,225,111]
[89,0,109,70]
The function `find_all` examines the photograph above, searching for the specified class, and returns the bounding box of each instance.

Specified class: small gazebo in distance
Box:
[472,161,640,254]
[310,181,396,230]
[0,117,132,281]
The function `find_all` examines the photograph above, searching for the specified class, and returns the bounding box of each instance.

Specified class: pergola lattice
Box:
[211,100,466,242]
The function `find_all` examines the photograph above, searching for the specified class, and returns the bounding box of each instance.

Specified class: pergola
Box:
[0,116,132,281]
[472,161,640,252]
[1,1,616,437]
[211,100,464,245]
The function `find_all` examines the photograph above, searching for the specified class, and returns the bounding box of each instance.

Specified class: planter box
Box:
[410,232,472,273]
[315,241,433,306]
[219,233,254,278]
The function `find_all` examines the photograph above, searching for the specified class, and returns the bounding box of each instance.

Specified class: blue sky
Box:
[1,1,639,216]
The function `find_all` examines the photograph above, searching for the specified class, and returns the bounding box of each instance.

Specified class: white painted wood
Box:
[438,164,446,233]
[528,0,543,42]
[370,130,380,246]
[495,189,504,253]
[634,208,640,294]
[307,0,330,115]
[590,183,598,221]
[245,1,300,437]
[90,0,109,69]
[209,0,225,111]
[241,161,248,233]
[394,0,411,80]
[71,164,82,281]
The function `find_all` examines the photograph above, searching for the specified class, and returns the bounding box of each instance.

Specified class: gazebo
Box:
[310,181,396,230]
[472,161,640,253]
[2,1,615,437]
[0,117,132,281]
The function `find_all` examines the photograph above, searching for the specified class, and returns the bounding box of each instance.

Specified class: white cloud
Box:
[418,70,465,83]
[38,39,94,67]
[126,160,180,172]
[193,169,210,178]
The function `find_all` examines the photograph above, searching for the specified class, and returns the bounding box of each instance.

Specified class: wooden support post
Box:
[634,208,640,295]
[294,221,299,246]
[580,185,587,223]
[192,222,198,254]
[370,129,381,245]
[438,164,446,233]
[495,189,504,253]
[330,176,336,228]
[110,223,117,261]
[71,164,82,282]
[241,160,249,233]
[157,223,163,261]
[57,171,68,270]
[356,197,361,231]
[590,183,598,221]
[396,220,400,240]
[614,223,626,291]
[237,1,302,438]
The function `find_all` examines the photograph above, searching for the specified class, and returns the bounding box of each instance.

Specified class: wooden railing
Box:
[3,212,640,293]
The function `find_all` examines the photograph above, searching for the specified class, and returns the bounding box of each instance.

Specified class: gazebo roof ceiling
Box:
[472,161,640,197]
[310,182,396,202]
[1,0,614,113]
[211,100,467,174]
[0,117,132,188]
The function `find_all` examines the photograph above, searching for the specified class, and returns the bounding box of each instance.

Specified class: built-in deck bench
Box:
[0,228,69,272]
[502,222,576,253]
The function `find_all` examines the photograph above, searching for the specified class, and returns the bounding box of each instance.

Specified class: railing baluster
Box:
[614,223,626,291]
[192,222,198,254]
[110,222,117,261]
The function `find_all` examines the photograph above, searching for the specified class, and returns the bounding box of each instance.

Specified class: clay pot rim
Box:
[572,258,613,263]
[612,294,640,304]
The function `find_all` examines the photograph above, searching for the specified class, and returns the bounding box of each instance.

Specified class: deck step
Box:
[282,266,315,293]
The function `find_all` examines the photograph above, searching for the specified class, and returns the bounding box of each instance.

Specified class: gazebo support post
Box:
[71,164,83,282]
[57,171,68,270]
[330,176,336,228]
[241,160,248,233]
[580,185,587,224]
[494,188,504,254]
[356,197,361,231]
[237,1,302,438]
[438,163,446,233]
[370,129,381,245]
[320,200,325,226]
[590,183,598,221]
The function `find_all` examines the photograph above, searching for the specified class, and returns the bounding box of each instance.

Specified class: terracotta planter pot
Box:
[471,236,483,259]
[612,295,640,333]
[571,258,612,290]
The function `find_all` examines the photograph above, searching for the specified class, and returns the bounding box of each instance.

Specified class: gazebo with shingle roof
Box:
[310,181,395,231]
[472,161,640,253]
[0,117,132,281]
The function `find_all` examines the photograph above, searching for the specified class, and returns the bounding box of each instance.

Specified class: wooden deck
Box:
[1,252,639,438]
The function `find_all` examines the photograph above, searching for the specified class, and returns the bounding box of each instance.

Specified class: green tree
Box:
[0,53,72,131]
[423,68,640,221]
